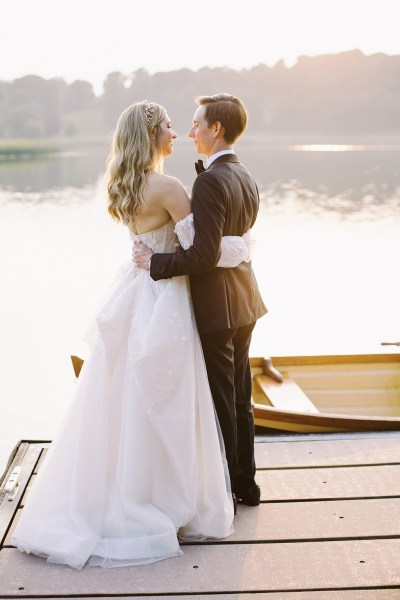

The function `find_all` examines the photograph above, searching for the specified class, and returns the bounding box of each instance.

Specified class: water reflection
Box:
[0,144,400,221]
[242,147,400,200]
[0,186,96,206]
[157,142,400,220]
[0,149,106,194]
[261,181,400,221]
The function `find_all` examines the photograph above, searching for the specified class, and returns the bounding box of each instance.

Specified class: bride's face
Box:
[158,114,177,157]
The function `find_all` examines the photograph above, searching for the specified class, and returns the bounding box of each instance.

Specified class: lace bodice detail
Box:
[129,215,253,267]
[129,221,176,253]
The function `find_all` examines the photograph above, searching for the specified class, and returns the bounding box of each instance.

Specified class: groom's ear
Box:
[212,121,224,138]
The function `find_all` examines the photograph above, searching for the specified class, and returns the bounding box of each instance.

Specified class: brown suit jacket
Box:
[150,154,267,334]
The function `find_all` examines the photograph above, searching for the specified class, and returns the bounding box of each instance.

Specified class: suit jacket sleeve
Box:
[150,172,226,280]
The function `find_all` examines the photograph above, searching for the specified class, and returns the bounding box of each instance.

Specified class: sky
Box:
[2,0,400,93]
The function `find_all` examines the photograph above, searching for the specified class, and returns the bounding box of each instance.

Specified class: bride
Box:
[11,101,252,570]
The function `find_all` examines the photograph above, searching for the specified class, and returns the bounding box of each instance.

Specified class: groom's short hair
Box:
[197,93,248,144]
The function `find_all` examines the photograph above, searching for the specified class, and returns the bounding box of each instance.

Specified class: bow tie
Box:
[195,160,206,174]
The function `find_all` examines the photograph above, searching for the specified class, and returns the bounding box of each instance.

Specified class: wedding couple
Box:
[12,94,267,569]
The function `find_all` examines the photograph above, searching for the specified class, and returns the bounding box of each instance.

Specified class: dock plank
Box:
[255,436,400,469]
[6,497,400,548]
[257,464,400,501]
[227,498,400,542]
[20,473,36,507]
[6,498,400,547]
[26,594,400,600]
[2,437,400,597]
[33,446,49,474]
[62,594,400,600]
[1,540,400,595]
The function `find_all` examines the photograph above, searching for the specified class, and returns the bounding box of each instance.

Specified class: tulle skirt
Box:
[12,263,234,569]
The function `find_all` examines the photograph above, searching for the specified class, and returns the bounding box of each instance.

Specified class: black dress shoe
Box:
[234,483,261,506]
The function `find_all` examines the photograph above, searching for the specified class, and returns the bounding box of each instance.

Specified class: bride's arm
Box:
[175,213,253,268]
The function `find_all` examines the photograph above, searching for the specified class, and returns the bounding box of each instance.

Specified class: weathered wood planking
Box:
[255,436,400,468]
[6,498,400,548]
[32,445,49,473]
[3,507,22,546]
[20,473,37,507]
[19,438,400,471]
[257,464,400,501]
[2,540,400,595]
[227,498,400,542]
[55,594,400,600]
[2,437,400,597]
[45,594,400,600]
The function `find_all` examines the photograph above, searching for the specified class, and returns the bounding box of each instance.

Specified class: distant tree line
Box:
[1,50,400,140]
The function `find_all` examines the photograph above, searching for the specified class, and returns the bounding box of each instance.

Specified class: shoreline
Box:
[2,134,400,162]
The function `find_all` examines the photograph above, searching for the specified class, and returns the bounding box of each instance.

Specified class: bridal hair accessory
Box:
[144,104,156,125]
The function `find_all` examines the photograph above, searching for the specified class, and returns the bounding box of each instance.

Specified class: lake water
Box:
[1,140,399,473]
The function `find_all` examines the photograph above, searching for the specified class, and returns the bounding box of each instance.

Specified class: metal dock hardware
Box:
[4,467,21,501]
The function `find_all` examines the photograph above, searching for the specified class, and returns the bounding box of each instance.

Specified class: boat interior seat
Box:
[254,372,319,414]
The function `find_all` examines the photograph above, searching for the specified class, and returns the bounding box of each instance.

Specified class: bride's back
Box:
[132,171,190,234]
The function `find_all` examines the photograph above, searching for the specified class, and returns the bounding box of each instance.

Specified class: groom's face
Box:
[188,105,215,156]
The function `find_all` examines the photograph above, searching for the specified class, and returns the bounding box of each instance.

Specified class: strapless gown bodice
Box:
[129,220,176,253]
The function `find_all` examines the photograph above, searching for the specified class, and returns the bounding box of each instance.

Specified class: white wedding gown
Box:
[12,216,251,570]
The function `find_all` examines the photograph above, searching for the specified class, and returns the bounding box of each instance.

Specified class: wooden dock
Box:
[1,433,400,598]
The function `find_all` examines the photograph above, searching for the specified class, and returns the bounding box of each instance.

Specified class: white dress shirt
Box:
[204,149,235,169]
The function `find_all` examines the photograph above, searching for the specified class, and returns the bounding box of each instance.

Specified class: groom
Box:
[135,93,267,506]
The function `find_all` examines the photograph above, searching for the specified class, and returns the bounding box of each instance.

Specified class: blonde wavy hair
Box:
[106,101,167,227]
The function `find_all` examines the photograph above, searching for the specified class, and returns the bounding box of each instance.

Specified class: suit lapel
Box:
[207,154,240,169]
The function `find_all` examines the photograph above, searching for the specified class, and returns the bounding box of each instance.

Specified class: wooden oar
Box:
[263,357,284,383]
[71,355,84,378]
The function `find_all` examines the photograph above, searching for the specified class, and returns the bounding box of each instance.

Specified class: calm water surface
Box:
[1,141,399,472]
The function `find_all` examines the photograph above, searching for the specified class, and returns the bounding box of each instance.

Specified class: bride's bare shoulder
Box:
[145,172,190,221]
[147,172,187,197]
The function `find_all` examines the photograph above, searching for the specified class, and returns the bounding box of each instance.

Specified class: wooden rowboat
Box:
[71,353,400,434]
[251,353,400,433]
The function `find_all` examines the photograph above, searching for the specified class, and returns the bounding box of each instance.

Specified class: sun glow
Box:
[291,145,367,152]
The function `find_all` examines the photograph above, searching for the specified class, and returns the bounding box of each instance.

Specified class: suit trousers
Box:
[200,321,256,489]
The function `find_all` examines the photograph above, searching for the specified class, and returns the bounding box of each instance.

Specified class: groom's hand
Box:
[133,241,153,270]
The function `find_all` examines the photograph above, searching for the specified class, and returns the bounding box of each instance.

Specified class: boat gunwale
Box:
[251,353,400,368]
[253,402,400,427]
